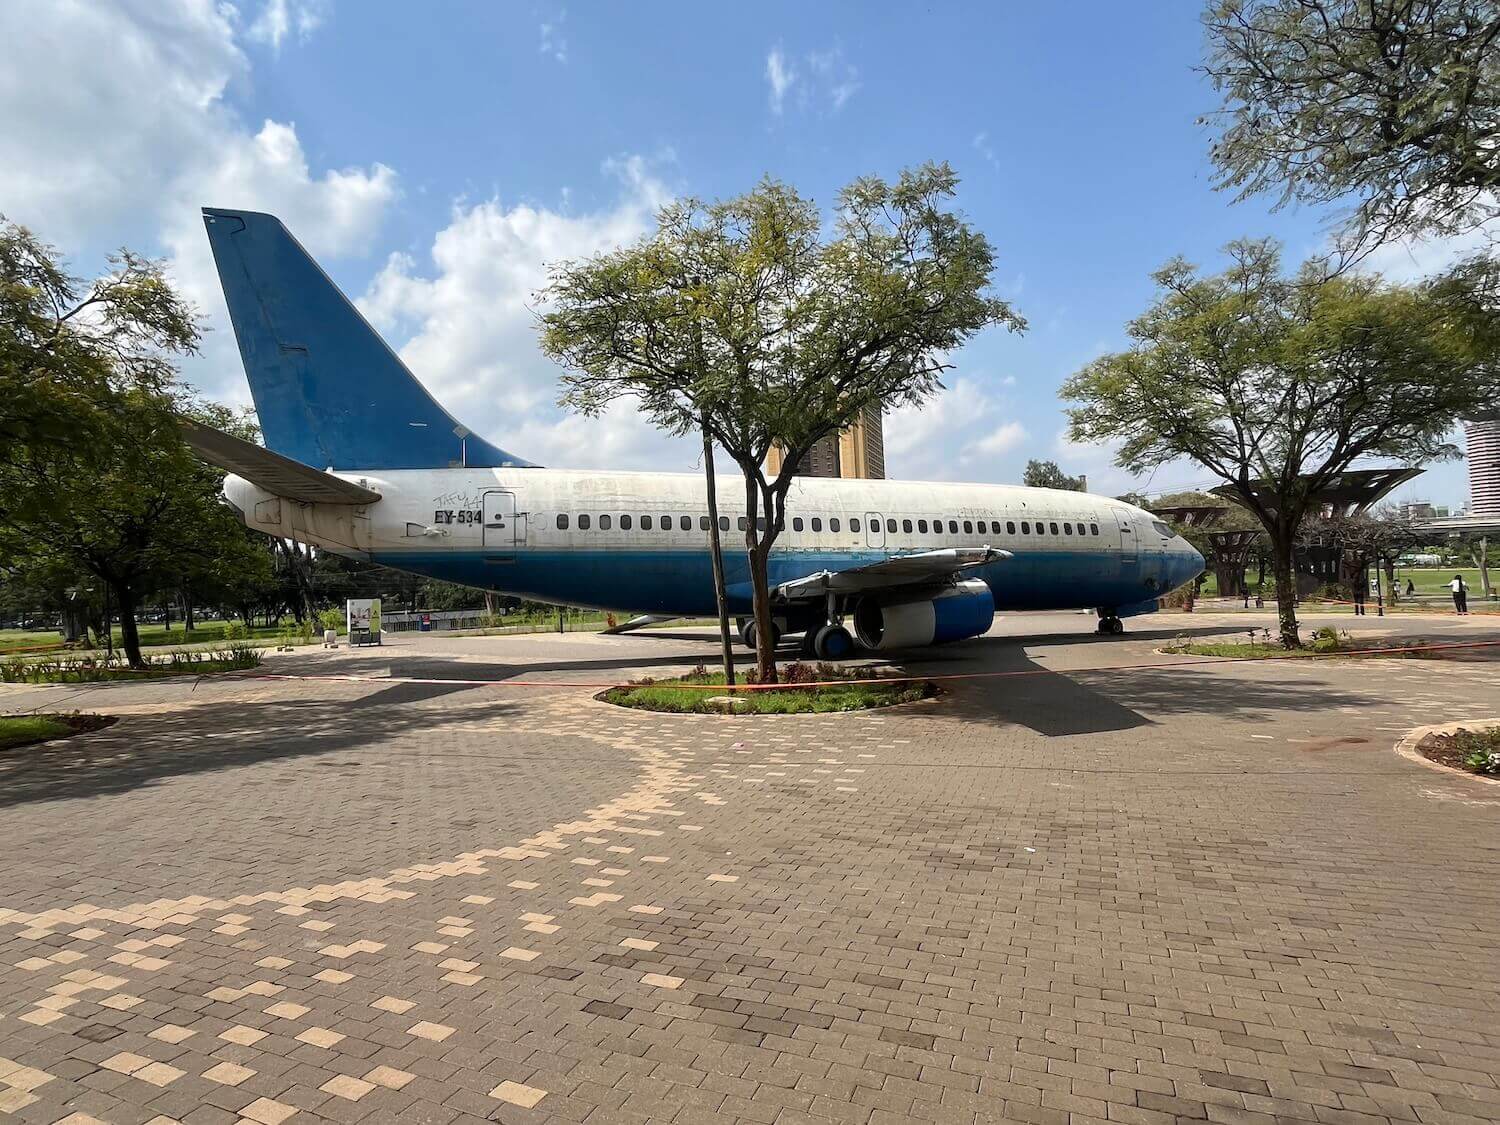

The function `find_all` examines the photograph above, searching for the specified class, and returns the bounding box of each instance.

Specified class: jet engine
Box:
[851,579,995,651]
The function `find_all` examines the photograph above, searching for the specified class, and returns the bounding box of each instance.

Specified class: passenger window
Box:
[620,514,632,530]
[737,516,747,531]
[850,518,860,532]
[918,519,928,533]
[943,520,954,533]
[963,520,973,534]
[699,516,709,531]
[829,517,840,532]
[793,517,804,531]
[886,518,897,533]
[756,516,766,531]
[579,514,591,530]
[1063,522,1072,535]
[641,515,652,530]
[1091,523,1100,535]
[556,514,569,530]
[680,515,691,531]
[1049,522,1059,534]
[812,517,823,531]
[1036,522,1045,534]
[1020,521,1029,533]
[599,514,612,530]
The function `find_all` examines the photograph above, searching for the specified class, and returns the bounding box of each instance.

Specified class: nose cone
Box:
[1173,538,1206,589]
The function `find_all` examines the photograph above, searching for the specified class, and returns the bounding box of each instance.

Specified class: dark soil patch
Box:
[1419,726,1500,775]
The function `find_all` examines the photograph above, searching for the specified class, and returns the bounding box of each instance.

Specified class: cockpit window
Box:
[1151,521,1173,537]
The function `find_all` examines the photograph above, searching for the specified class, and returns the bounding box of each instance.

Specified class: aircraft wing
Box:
[179,418,382,506]
[774,547,1011,600]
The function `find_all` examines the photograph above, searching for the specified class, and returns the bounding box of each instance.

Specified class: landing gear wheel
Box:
[1097,615,1124,636]
[812,624,855,661]
[739,617,780,651]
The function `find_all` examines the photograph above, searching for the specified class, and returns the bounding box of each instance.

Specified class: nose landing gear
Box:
[1096,614,1124,635]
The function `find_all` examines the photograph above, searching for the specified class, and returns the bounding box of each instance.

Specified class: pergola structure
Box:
[1204,529,1260,599]
[1209,468,1424,595]
[1208,467,1423,519]
[1149,505,1228,528]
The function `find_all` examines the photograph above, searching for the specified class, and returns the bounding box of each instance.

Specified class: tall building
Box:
[1467,417,1500,517]
[767,405,885,479]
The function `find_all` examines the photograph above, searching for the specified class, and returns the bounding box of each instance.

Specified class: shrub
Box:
[222,620,249,641]
[317,607,343,633]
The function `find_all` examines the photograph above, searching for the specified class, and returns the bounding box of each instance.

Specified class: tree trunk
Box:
[747,541,778,684]
[743,473,780,684]
[1269,534,1301,648]
[114,581,147,669]
[701,421,735,687]
[1475,537,1492,599]
[183,588,195,631]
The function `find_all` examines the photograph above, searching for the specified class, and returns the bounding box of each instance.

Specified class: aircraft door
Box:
[865,512,885,549]
[483,491,519,548]
[1115,511,1137,564]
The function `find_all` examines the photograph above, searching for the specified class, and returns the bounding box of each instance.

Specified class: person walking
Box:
[1405,578,1416,597]
[1451,574,1469,615]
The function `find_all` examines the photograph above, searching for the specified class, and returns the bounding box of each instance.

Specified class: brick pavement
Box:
[1,613,1498,1125]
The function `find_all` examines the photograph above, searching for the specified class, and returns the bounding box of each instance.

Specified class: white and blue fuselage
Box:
[226,467,1203,619]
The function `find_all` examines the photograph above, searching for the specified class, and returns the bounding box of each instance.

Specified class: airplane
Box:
[187,207,1204,659]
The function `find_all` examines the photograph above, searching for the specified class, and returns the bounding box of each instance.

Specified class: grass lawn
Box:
[1164,633,1442,659]
[602,666,934,714]
[0,619,298,655]
[0,713,114,750]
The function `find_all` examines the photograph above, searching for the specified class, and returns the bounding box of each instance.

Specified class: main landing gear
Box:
[1096,613,1125,636]
[811,623,855,660]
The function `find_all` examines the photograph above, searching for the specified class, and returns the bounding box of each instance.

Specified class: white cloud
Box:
[766,47,795,114]
[1354,216,1498,282]
[246,0,327,52]
[356,156,703,471]
[966,421,1027,457]
[0,0,400,404]
[765,44,858,116]
[972,130,999,170]
[539,12,567,63]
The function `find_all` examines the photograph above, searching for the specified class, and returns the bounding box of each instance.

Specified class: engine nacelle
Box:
[852,579,995,651]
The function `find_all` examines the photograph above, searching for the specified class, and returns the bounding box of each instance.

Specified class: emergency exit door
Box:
[483,491,523,548]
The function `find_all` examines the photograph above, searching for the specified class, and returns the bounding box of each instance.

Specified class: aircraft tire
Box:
[740,618,780,651]
[813,624,855,661]
[1097,615,1124,636]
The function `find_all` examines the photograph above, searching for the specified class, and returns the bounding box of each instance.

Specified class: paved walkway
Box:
[2,611,1498,1125]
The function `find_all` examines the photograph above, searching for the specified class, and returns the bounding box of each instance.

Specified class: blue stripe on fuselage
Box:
[365,547,1193,616]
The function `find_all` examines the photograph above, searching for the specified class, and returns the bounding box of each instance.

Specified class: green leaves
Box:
[1203,0,1500,251]
[538,162,1023,470]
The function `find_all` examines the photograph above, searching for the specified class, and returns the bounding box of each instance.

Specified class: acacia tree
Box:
[1022,460,1085,491]
[1063,239,1499,647]
[540,163,1021,682]
[1202,0,1500,255]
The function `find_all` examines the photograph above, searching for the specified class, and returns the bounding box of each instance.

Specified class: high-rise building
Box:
[1467,417,1500,517]
[767,405,885,480]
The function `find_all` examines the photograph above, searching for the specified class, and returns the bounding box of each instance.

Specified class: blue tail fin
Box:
[202,207,536,471]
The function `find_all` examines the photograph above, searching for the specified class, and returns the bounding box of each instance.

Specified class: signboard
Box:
[347,598,381,644]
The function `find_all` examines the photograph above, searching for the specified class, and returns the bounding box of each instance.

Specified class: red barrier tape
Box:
[243,637,1500,693]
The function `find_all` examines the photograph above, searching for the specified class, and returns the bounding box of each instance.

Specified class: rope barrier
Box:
[244,636,1500,693]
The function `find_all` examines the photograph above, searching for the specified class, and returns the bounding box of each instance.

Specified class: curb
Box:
[1393,718,1500,787]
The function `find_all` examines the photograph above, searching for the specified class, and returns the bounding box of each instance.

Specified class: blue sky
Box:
[0,0,1476,506]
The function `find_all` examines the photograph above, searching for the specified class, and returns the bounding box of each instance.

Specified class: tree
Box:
[540,163,1022,681]
[1,218,193,462]
[1062,239,1500,647]
[1022,459,1085,491]
[1202,0,1500,254]
[1,388,261,667]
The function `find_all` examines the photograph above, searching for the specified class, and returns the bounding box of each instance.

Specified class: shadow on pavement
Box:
[0,694,522,809]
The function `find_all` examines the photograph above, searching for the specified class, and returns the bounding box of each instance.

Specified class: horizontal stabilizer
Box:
[180,418,382,506]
